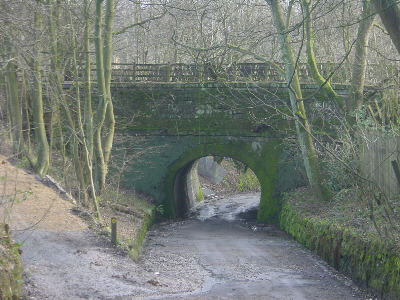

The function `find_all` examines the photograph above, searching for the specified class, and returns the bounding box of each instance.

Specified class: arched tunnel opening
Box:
[164,141,282,223]
[173,156,261,221]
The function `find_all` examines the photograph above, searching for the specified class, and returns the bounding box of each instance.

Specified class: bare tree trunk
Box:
[82,0,100,213]
[347,0,375,110]
[268,0,330,200]
[94,0,115,194]
[70,6,101,215]
[48,0,61,167]
[5,61,23,155]
[373,0,400,55]
[84,0,94,165]
[103,0,115,179]
[70,10,89,205]
[302,0,344,108]
[47,0,60,169]
[22,71,31,153]
[94,0,108,194]
[48,0,88,203]
[6,84,12,140]
[31,6,49,176]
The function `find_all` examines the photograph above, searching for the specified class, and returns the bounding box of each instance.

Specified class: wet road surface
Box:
[143,193,370,300]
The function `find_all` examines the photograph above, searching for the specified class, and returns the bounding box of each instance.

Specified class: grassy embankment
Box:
[281,187,400,299]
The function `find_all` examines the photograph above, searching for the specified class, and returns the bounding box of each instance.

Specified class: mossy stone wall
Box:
[185,160,203,206]
[128,208,156,261]
[280,203,400,299]
[112,82,296,135]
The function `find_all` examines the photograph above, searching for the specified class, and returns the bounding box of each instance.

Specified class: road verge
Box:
[280,200,400,299]
[0,224,22,300]
[127,207,156,261]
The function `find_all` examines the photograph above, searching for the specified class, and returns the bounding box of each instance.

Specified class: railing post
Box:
[165,63,172,82]
[132,62,136,82]
[199,64,204,82]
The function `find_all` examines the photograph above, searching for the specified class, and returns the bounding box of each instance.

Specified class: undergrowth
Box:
[218,158,260,193]
[284,186,400,246]
[0,224,22,300]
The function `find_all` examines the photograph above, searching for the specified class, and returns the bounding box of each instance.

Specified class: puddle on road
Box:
[193,193,261,222]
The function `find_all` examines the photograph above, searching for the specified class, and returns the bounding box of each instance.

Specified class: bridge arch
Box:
[163,140,282,224]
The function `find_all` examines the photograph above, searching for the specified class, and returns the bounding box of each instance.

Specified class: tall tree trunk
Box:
[94,0,108,194]
[48,0,88,203]
[83,0,99,212]
[84,0,94,164]
[302,0,344,108]
[70,7,100,216]
[5,61,23,154]
[268,0,330,200]
[49,0,61,167]
[94,0,115,194]
[70,9,89,205]
[373,0,400,55]
[103,0,115,178]
[31,6,50,176]
[347,0,375,110]
[22,71,31,153]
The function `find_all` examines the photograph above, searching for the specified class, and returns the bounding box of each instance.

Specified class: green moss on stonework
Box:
[112,84,293,136]
[128,208,156,261]
[126,118,257,135]
[196,185,204,202]
[280,203,400,299]
[163,139,282,224]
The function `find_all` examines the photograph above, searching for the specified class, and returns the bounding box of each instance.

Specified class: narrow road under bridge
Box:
[143,193,372,300]
[15,190,374,299]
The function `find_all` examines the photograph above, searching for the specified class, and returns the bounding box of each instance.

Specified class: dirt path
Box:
[0,155,374,299]
[0,155,207,299]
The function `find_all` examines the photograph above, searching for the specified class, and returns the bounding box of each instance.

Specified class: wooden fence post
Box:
[111,217,117,245]
[391,160,400,188]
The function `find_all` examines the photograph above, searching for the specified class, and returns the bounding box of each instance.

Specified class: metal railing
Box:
[61,62,399,85]
[98,62,349,83]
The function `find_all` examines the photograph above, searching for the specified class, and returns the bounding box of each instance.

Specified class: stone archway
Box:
[163,140,282,224]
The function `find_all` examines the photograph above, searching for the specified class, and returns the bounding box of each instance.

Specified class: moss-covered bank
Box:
[0,224,22,300]
[280,203,400,299]
[128,208,156,261]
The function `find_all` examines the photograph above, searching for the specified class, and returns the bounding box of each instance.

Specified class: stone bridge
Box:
[110,80,350,223]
